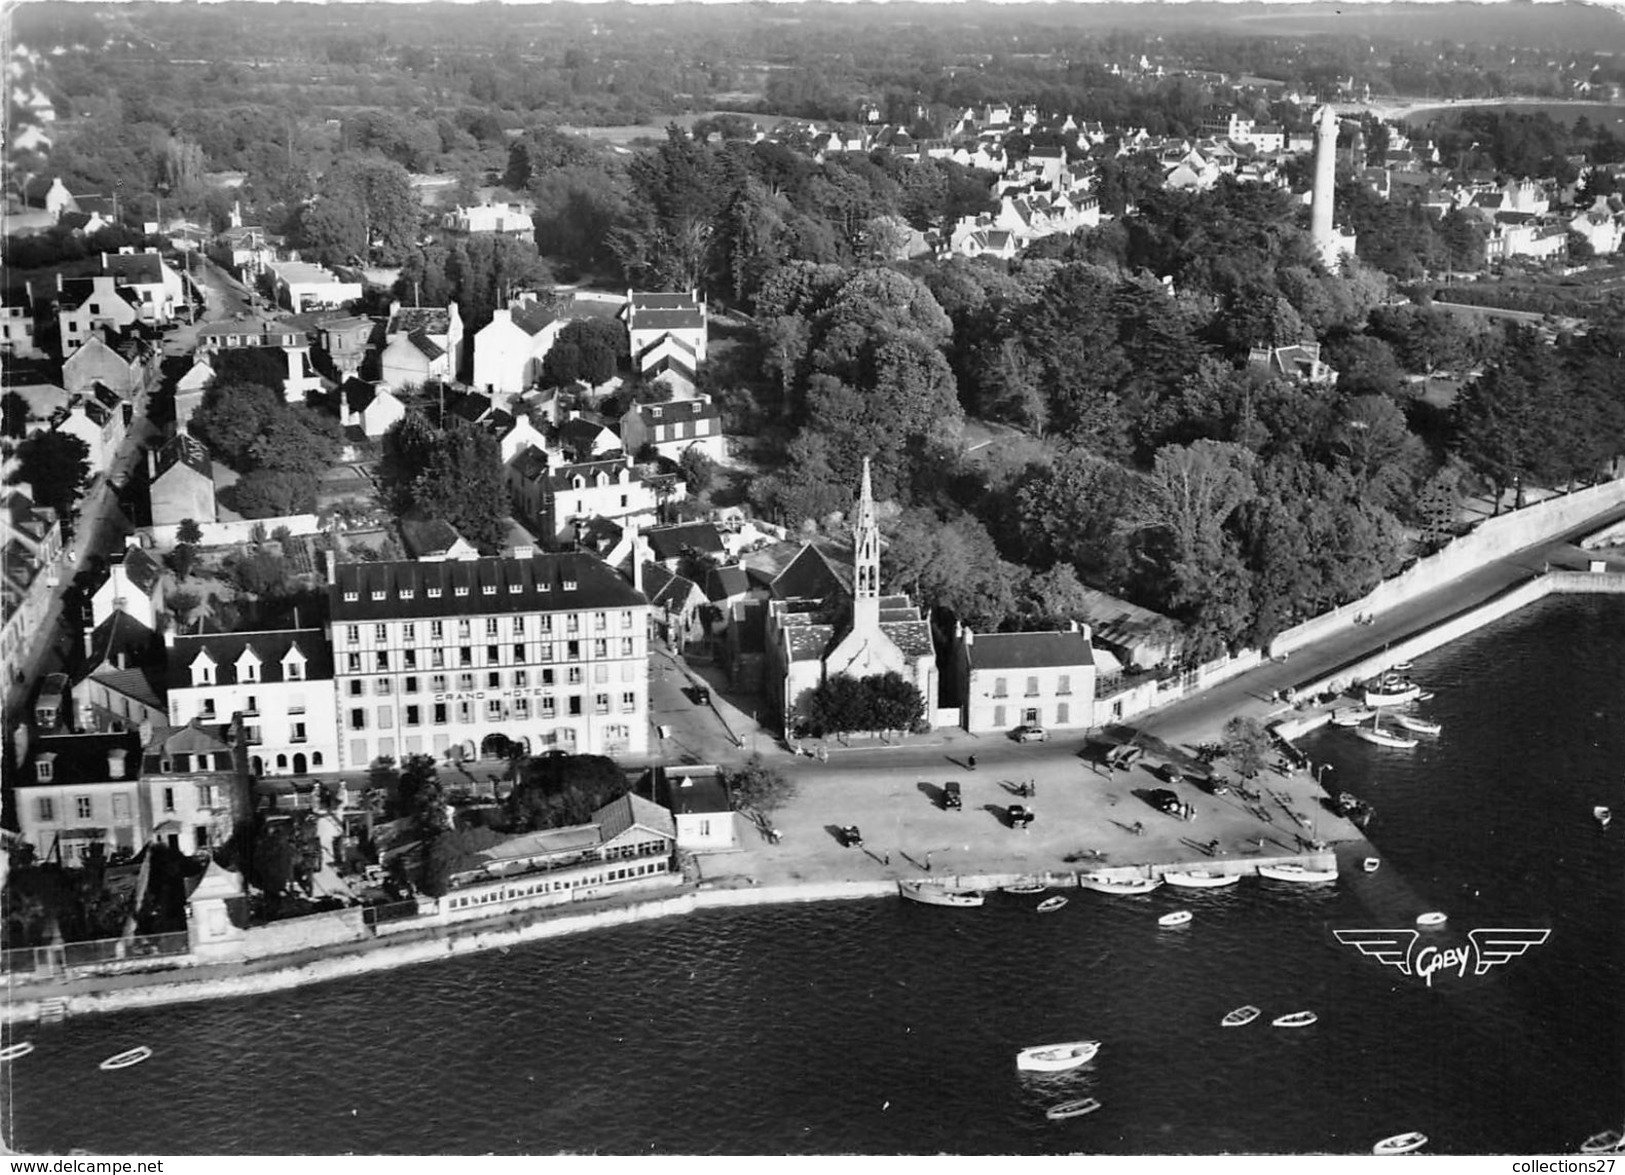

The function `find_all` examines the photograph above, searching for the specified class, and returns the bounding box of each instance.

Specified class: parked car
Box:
[1012,725,1048,743]
[943,781,962,810]
[1006,804,1035,828]
[1147,788,1196,821]
[840,825,864,848]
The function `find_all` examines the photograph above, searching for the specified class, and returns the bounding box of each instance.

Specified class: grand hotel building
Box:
[327,552,650,769]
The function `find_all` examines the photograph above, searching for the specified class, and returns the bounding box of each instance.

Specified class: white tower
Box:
[1310,104,1339,251]
[851,457,881,635]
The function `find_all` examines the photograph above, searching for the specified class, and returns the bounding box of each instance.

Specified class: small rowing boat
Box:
[1157,910,1193,927]
[1596,807,1613,829]
[1221,1005,1261,1028]
[1162,869,1240,889]
[1330,707,1377,727]
[1016,1040,1101,1072]
[1363,857,1381,872]
[1257,863,1338,884]
[1391,713,1442,736]
[0,1042,35,1062]
[1045,1097,1102,1121]
[1373,1131,1428,1155]
[1580,1127,1624,1154]
[1005,882,1048,895]
[1271,1010,1318,1028]
[1036,896,1069,913]
[98,1046,152,1071]
[1416,911,1448,927]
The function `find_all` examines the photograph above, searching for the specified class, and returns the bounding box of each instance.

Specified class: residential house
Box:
[51,274,139,353]
[73,610,167,734]
[211,224,277,279]
[648,764,738,851]
[50,385,127,478]
[510,451,663,547]
[305,314,376,381]
[174,358,215,431]
[399,515,481,562]
[326,551,652,765]
[618,394,725,463]
[15,729,147,862]
[472,302,564,396]
[954,623,1096,736]
[166,628,338,778]
[443,203,536,244]
[91,544,165,631]
[380,302,464,389]
[1569,204,1624,256]
[490,411,547,465]
[641,562,708,650]
[552,417,622,463]
[339,380,407,440]
[0,492,63,679]
[624,290,708,389]
[100,250,185,325]
[141,721,250,853]
[1,289,45,359]
[1248,340,1339,387]
[62,332,155,398]
[148,433,215,531]
[643,521,726,570]
[1487,215,1568,263]
[268,260,362,314]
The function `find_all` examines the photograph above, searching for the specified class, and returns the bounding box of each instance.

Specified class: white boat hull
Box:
[1162,870,1240,889]
[1374,1132,1428,1155]
[1271,1011,1318,1028]
[1258,864,1338,884]
[99,1046,152,1071]
[1157,910,1193,927]
[1330,708,1377,727]
[1046,1097,1102,1121]
[1221,1005,1261,1027]
[1078,874,1162,895]
[1017,1040,1101,1072]
[1351,726,1419,749]
[898,881,984,907]
[1391,714,1441,735]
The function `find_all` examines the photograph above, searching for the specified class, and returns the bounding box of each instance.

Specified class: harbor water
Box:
[4,595,1622,1155]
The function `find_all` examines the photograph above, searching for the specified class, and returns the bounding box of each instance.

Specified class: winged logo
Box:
[1467,928,1551,975]
[1333,929,1419,975]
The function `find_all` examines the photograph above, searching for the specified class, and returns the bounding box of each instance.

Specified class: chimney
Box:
[83,628,96,659]
[963,627,974,647]
[163,625,175,648]
[114,651,125,671]
[632,536,646,595]
[108,747,128,778]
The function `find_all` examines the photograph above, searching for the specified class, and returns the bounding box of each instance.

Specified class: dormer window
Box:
[572,476,585,490]
[427,587,442,598]
[190,651,216,687]
[508,583,522,593]
[371,590,386,601]
[35,756,54,782]
[482,585,496,595]
[236,649,262,683]
[400,589,414,600]
[455,586,469,597]
[344,591,359,602]
[563,580,577,591]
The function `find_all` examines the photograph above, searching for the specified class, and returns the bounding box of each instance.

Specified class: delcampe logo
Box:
[1334,928,1551,987]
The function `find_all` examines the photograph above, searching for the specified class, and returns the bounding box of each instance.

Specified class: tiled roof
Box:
[86,665,165,711]
[627,307,706,333]
[596,791,676,841]
[389,306,453,337]
[880,619,935,659]
[661,767,731,815]
[329,552,646,621]
[21,729,144,788]
[772,542,851,601]
[705,565,750,601]
[785,621,833,662]
[83,609,159,671]
[167,628,333,690]
[121,547,164,594]
[512,304,557,336]
[101,252,166,284]
[641,562,701,611]
[408,328,445,361]
[966,630,1093,671]
[644,522,724,562]
[546,457,634,493]
[510,446,550,482]
[399,516,467,557]
[145,719,234,756]
[153,433,213,481]
[639,397,716,424]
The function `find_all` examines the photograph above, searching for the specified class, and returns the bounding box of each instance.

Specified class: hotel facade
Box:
[327,552,651,769]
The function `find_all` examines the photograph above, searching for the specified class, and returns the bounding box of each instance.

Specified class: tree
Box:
[508,753,627,831]
[189,381,285,469]
[720,753,797,820]
[805,672,925,738]
[678,446,716,494]
[177,518,204,546]
[408,420,510,553]
[1222,715,1272,781]
[540,318,625,387]
[1,391,30,438]
[220,470,316,518]
[166,542,199,581]
[10,431,91,515]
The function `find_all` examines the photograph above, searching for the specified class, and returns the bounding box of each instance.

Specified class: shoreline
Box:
[5,570,1621,1025]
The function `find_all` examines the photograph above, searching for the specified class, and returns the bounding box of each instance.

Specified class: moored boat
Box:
[1580,1127,1624,1154]
[1330,707,1378,727]
[1351,719,1419,749]
[1333,792,1375,827]
[1416,911,1448,927]
[1391,713,1442,736]
[1221,1005,1261,1028]
[1036,896,1069,913]
[1016,1040,1101,1072]
[1157,910,1193,927]
[1596,806,1613,828]
[1077,873,1162,895]
[1005,882,1048,895]
[1373,1132,1429,1155]
[1271,1010,1318,1028]
[98,1046,153,1071]
[1045,1097,1102,1121]
[1363,857,1381,873]
[1162,869,1241,889]
[1365,678,1423,707]
[898,881,984,908]
[0,1042,35,1062]
[1257,863,1338,884]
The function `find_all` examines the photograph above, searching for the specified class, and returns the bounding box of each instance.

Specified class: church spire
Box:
[852,457,881,631]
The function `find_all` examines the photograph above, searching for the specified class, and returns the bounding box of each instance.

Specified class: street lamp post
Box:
[1315,763,1334,789]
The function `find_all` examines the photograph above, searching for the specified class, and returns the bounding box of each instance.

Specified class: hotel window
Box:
[621,612,633,629]
[487,645,500,664]
[344,591,358,602]
[486,618,499,636]
[621,663,635,682]
[569,696,583,717]
[514,698,531,719]
[349,709,366,731]
[487,671,501,689]
[568,640,581,660]
[403,649,417,670]
[458,673,475,691]
[404,624,416,642]
[35,797,53,822]
[345,625,360,644]
[433,703,448,724]
[374,624,387,642]
[375,651,390,671]
[593,639,607,658]
[594,612,607,631]
[458,620,471,638]
[482,585,497,596]
[201,698,217,717]
[431,650,446,669]
[404,676,420,694]
[371,591,385,602]
[512,617,525,635]
[457,701,474,723]
[431,621,444,640]
[428,587,442,599]
[76,796,92,820]
[622,691,637,712]
[566,614,579,634]
[539,617,553,634]
[542,669,556,687]
[459,647,473,667]
[285,660,304,681]
[514,670,529,689]
[431,675,447,693]
[509,583,522,595]
[292,721,307,742]
[289,694,306,715]
[993,676,1008,698]
[455,586,470,597]
[621,638,635,657]
[378,706,393,729]
[568,667,583,686]
[486,699,502,720]
[348,681,363,697]
[594,665,608,684]
[1057,675,1071,696]
[162,788,175,813]
[347,653,362,673]
[541,697,556,717]
[375,679,392,695]
[538,644,553,662]
[400,589,414,601]
[1026,676,1039,697]
[514,643,526,662]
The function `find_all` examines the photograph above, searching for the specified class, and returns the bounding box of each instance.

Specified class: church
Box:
[763,461,938,736]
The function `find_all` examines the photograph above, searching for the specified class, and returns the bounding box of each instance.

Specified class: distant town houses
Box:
[443,202,536,245]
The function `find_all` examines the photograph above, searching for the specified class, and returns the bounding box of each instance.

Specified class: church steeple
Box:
[852,457,881,633]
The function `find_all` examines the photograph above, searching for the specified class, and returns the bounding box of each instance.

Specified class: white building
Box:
[953,623,1096,736]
